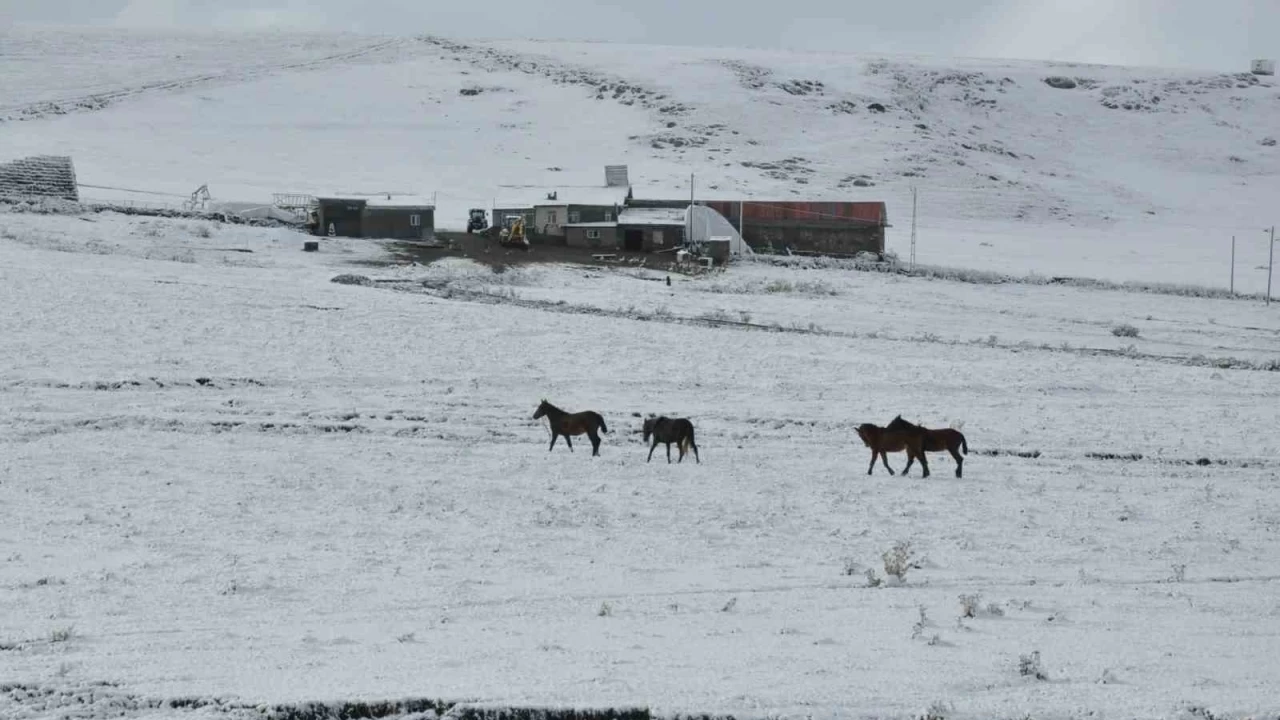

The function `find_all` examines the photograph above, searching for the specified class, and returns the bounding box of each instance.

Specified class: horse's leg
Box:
[666,442,672,464]
[677,438,686,463]
[565,435,574,452]
[549,433,558,452]
[917,446,931,478]
[867,451,877,475]
[903,452,915,475]
[589,430,600,457]
[647,439,658,462]
[880,450,896,476]
[949,446,963,478]
[691,438,700,464]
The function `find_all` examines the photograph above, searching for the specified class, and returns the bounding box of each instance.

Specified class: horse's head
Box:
[855,423,877,447]
[533,399,549,420]
[642,416,657,442]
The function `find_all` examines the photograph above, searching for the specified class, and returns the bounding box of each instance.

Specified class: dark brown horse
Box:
[643,416,700,463]
[886,415,968,478]
[856,419,929,478]
[533,399,608,456]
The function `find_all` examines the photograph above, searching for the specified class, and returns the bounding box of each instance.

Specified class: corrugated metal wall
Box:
[703,201,884,225]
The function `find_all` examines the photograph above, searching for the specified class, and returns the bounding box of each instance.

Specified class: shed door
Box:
[324,203,363,237]
[652,230,664,247]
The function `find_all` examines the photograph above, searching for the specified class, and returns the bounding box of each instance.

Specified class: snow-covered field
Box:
[3,208,1280,720]
[2,27,1279,291]
[4,25,1280,720]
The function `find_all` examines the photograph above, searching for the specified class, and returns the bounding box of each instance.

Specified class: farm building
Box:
[617,207,686,251]
[564,222,619,249]
[312,196,435,241]
[529,188,629,243]
[705,201,886,256]
[628,198,887,256]
[491,205,536,233]
[562,207,685,251]
[563,206,747,259]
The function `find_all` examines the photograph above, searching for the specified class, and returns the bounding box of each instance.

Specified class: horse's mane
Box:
[537,399,566,415]
[886,415,922,431]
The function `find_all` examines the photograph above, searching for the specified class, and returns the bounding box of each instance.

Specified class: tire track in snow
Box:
[387,280,1280,374]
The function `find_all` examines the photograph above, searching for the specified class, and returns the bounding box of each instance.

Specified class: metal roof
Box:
[497,187,629,207]
[318,195,435,209]
[364,195,436,208]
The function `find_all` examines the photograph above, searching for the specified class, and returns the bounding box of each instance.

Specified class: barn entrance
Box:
[317,199,366,237]
[624,229,643,251]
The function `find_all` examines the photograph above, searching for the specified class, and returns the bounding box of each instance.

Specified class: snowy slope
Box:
[3,28,1279,291]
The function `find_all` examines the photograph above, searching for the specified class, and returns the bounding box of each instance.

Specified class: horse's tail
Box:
[959,432,968,455]
[595,413,608,434]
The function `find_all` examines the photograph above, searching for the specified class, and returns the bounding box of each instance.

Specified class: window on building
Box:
[586,229,601,239]
[548,211,558,225]
[568,211,581,224]
[604,212,613,222]
[409,214,421,227]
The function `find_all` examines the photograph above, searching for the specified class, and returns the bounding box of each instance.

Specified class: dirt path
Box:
[377,231,679,271]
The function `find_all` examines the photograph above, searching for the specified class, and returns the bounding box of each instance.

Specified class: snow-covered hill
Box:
[3,27,1279,287]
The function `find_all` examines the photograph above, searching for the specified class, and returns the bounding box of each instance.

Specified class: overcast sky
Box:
[2,0,1277,71]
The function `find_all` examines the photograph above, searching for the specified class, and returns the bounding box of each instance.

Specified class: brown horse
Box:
[886,415,968,478]
[643,416,700,464]
[533,399,608,456]
[856,420,929,478]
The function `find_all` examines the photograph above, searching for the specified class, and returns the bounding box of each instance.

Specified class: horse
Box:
[642,416,700,464]
[855,420,929,478]
[533,399,608,456]
[885,415,968,478]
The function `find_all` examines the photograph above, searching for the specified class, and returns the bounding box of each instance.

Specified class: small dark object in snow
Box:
[867,102,887,113]
[1196,457,1212,466]
[1086,451,1144,462]
[303,241,319,252]
[330,274,375,287]
[195,377,212,387]
[1044,76,1078,89]
[666,276,672,286]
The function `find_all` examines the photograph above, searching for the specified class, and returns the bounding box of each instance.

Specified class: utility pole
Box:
[688,173,695,248]
[1230,236,1236,295]
[1268,226,1276,306]
[909,186,918,270]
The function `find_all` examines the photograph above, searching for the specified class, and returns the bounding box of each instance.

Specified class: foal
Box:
[533,399,608,456]
[642,416,700,463]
